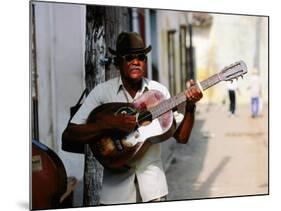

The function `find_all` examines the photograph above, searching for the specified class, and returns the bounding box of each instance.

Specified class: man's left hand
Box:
[185,79,203,104]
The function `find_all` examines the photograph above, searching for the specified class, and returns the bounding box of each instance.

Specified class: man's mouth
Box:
[129,66,143,73]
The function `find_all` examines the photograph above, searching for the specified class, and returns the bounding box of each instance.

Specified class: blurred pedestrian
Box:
[227,80,239,117]
[248,68,262,118]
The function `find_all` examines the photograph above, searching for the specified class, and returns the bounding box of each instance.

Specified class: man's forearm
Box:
[62,123,108,146]
[173,104,195,144]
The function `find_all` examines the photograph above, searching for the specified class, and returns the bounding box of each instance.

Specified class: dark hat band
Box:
[108,45,151,56]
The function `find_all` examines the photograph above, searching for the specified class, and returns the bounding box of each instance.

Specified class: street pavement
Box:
[162,102,268,201]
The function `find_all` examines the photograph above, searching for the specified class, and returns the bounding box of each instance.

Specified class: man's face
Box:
[118,53,147,82]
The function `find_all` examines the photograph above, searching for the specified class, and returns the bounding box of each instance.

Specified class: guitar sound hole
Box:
[115,107,137,116]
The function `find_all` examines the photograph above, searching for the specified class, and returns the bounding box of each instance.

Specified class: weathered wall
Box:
[33,2,86,180]
[33,2,131,205]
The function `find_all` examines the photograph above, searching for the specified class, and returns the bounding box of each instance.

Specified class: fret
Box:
[149,92,186,119]
[200,73,221,90]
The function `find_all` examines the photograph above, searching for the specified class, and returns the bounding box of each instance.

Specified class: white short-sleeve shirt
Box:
[71,77,182,204]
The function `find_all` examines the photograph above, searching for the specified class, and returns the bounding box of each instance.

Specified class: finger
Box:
[186,81,191,88]
[194,88,202,98]
[185,90,191,98]
[189,87,197,97]
[191,86,202,97]
[188,89,200,102]
[186,91,194,102]
[186,80,196,90]
[189,86,195,95]
[189,79,195,85]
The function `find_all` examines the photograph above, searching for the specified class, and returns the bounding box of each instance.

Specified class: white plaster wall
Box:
[34,2,86,180]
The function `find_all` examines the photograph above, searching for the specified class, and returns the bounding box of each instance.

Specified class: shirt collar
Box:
[117,76,149,94]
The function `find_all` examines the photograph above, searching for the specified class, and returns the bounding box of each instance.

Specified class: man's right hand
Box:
[99,113,137,134]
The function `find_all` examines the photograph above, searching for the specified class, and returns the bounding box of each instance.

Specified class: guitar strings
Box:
[135,97,187,124]
[120,84,187,124]
[136,62,246,123]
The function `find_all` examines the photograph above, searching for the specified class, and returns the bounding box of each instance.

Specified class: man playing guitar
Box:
[62,32,203,204]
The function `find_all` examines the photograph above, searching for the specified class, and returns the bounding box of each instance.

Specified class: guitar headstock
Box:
[218,60,248,82]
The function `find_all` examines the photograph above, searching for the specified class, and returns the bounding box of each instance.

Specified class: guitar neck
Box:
[200,73,221,90]
[148,91,186,119]
[149,73,222,119]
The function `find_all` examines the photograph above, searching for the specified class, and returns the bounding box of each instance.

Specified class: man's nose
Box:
[131,58,140,64]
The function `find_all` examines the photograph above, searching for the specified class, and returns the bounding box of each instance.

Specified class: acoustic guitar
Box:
[87,60,248,171]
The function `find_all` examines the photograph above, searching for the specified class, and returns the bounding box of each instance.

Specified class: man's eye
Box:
[125,55,134,62]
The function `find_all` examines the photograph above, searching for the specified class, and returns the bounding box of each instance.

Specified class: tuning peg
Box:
[241,75,243,79]
[230,80,233,83]
[236,77,238,81]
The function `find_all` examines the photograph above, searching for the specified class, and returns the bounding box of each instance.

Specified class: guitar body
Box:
[87,90,174,171]
[32,140,67,209]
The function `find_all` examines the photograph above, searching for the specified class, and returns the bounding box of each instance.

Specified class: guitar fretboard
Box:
[200,73,221,90]
[148,73,222,120]
[143,60,247,121]
[149,92,187,119]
